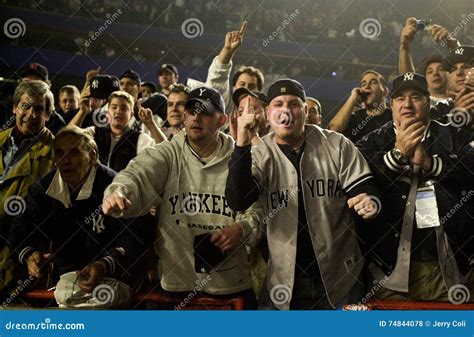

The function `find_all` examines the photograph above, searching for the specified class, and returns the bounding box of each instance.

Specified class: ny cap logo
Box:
[455,47,464,55]
[91,79,99,89]
[403,73,414,81]
[198,88,206,97]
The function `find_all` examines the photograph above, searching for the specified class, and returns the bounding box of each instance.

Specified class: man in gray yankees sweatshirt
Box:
[103,87,262,308]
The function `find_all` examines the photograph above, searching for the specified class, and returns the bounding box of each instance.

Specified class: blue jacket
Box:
[9,164,153,286]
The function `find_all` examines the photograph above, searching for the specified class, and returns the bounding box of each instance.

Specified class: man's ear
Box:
[90,149,98,164]
[218,113,227,127]
[266,106,271,121]
[382,85,390,98]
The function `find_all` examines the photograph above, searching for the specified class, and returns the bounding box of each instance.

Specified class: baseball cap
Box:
[232,87,267,106]
[417,54,445,76]
[391,72,430,98]
[158,64,179,77]
[267,78,306,103]
[442,45,474,71]
[89,75,120,100]
[19,63,49,82]
[119,70,141,84]
[141,81,157,92]
[141,93,168,119]
[185,87,225,114]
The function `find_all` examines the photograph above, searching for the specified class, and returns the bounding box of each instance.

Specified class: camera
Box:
[415,19,432,31]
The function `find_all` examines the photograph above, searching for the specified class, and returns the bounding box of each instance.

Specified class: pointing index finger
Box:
[245,95,254,115]
[239,21,248,35]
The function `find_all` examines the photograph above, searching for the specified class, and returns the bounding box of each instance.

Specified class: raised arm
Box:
[225,96,262,211]
[399,17,417,74]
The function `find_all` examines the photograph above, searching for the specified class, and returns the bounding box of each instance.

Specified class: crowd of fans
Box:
[3,0,473,83]
[0,3,473,311]
[7,0,473,44]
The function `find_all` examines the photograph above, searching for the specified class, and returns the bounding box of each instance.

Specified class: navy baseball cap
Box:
[267,78,306,103]
[19,63,49,81]
[141,81,157,92]
[185,87,225,114]
[141,93,168,119]
[89,75,120,100]
[232,87,267,106]
[391,72,429,98]
[158,64,179,76]
[119,70,141,84]
[442,45,474,71]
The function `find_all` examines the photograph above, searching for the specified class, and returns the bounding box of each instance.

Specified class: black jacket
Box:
[94,126,140,172]
[356,120,473,275]
[9,164,152,285]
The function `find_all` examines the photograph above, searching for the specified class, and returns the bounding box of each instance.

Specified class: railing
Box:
[21,289,245,310]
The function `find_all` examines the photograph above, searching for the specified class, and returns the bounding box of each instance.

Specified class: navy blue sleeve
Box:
[225,145,261,212]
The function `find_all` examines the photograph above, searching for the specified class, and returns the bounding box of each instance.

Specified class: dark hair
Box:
[360,70,388,89]
[231,66,264,91]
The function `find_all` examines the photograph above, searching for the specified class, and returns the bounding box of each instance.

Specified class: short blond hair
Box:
[59,85,80,99]
[108,90,135,111]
